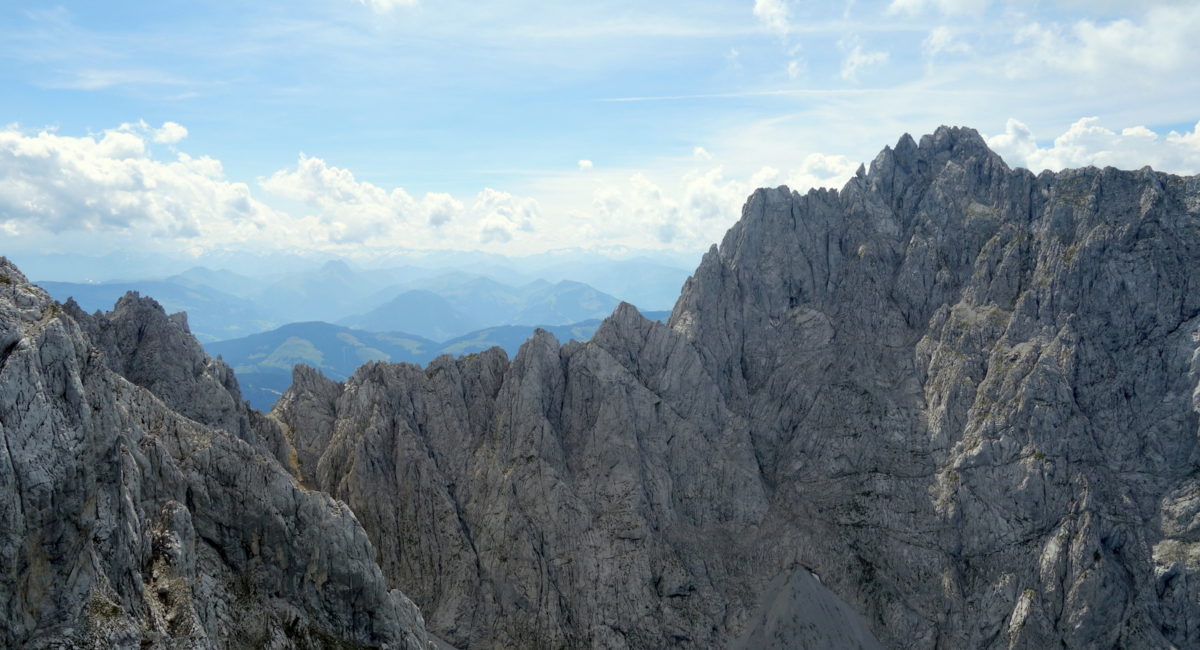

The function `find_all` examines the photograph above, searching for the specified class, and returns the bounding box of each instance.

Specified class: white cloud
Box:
[887,0,989,16]
[0,119,877,257]
[0,124,277,241]
[261,155,546,248]
[113,120,189,145]
[839,39,888,81]
[986,117,1200,174]
[1008,5,1200,79]
[0,121,553,254]
[784,152,861,190]
[753,0,791,35]
[551,153,859,250]
[578,159,594,171]
[152,121,189,144]
[750,166,781,189]
[355,0,418,13]
[473,188,538,244]
[261,154,420,243]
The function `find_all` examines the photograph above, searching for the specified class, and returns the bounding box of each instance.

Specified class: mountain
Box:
[358,275,624,336]
[339,289,482,341]
[10,125,1199,649]
[399,274,527,326]
[206,312,670,410]
[37,279,274,343]
[206,322,440,410]
[510,280,620,325]
[269,127,1200,648]
[535,257,692,311]
[0,260,430,648]
[34,260,642,345]
[166,266,263,299]
[251,259,386,324]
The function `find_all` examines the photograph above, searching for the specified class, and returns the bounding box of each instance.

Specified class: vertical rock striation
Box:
[0,259,430,649]
[274,127,1200,648]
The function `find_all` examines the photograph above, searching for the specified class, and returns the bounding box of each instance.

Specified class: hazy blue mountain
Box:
[534,257,692,311]
[339,289,482,341]
[436,320,602,358]
[207,321,439,409]
[355,275,619,335]
[206,310,669,410]
[38,280,273,343]
[32,253,679,346]
[402,274,525,325]
[7,251,192,282]
[252,259,389,323]
[166,266,264,299]
[510,279,620,324]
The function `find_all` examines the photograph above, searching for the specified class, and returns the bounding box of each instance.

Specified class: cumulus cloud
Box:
[0,119,873,257]
[785,153,861,190]
[152,121,188,144]
[987,117,1200,174]
[0,124,276,241]
[564,153,860,250]
[580,169,737,247]
[259,154,547,247]
[260,154,423,243]
[0,121,550,254]
[473,188,538,244]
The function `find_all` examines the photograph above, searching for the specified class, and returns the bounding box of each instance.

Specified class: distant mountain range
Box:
[37,279,274,342]
[37,259,675,343]
[206,310,670,410]
[340,277,623,340]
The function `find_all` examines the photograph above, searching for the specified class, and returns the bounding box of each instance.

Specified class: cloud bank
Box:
[3,117,1198,259]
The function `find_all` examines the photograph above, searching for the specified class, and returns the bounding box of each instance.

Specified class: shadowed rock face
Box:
[0,260,430,649]
[274,127,1200,649]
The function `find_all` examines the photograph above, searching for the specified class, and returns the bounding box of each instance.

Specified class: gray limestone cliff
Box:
[0,260,430,649]
[273,127,1200,649]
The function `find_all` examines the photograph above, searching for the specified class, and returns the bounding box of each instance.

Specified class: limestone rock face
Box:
[0,259,430,649]
[274,127,1200,649]
[63,293,294,472]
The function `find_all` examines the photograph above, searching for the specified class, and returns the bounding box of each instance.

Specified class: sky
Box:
[1,0,1199,265]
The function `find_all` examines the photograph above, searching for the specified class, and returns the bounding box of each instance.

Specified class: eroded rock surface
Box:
[0,259,430,649]
[274,127,1200,649]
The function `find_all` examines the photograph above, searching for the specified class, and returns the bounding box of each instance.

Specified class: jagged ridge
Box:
[0,261,430,649]
[273,126,1200,649]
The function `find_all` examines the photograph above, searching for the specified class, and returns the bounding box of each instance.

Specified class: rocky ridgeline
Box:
[5,126,1200,649]
[273,127,1200,649]
[0,261,430,648]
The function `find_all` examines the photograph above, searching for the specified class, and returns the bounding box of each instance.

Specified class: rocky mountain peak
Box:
[271,127,1200,649]
[7,127,1200,649]
[0,260,430,648]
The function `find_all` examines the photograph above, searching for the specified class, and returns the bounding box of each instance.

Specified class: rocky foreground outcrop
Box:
[273,127,1200,649]
[0,261,430,648]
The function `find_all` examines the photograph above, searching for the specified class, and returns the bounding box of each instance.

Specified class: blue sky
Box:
[2,0,1198,261]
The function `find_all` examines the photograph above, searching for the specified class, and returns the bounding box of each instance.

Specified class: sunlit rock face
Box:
[274,126,1200,649]
[0,258,431,649]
